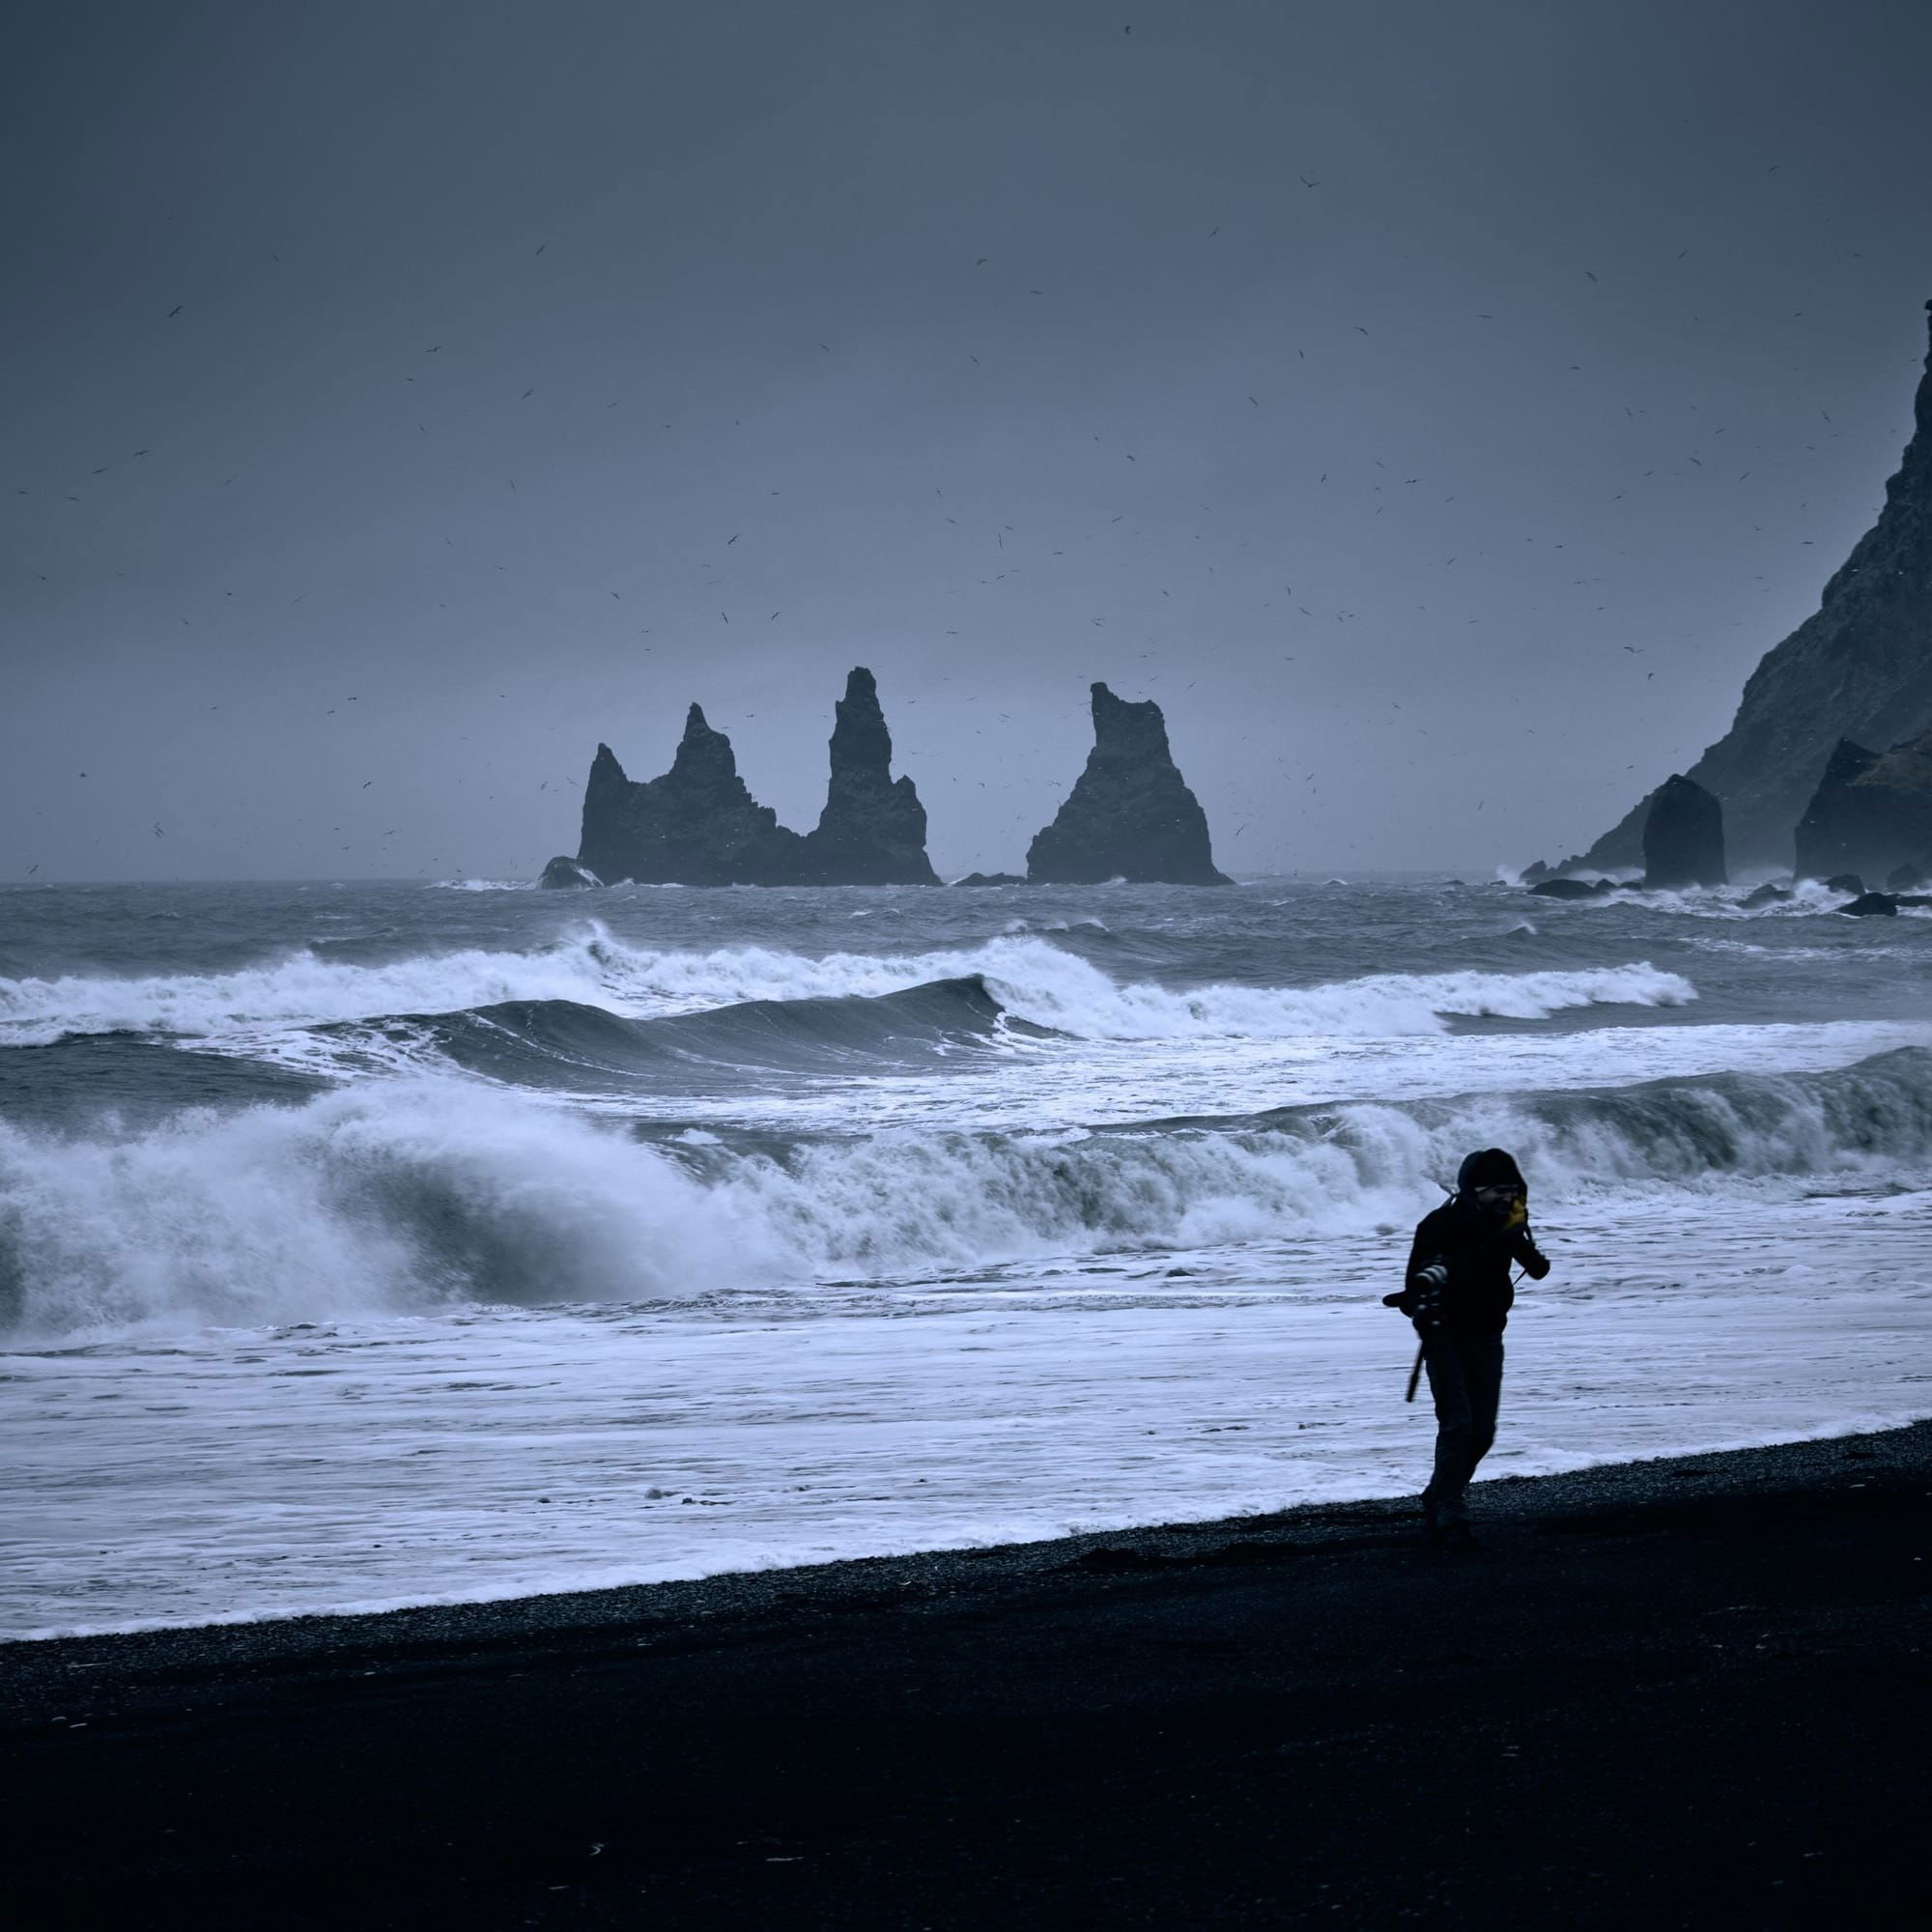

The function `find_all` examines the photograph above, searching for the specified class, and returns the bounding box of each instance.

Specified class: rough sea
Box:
[4,875,1929,1639]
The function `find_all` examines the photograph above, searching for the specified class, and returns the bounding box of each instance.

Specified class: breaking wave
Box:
[0,927,1694,1049]
[5,1047,1926,1339]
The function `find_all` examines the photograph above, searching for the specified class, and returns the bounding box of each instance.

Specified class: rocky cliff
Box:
[576,705,804,886]
[1641,775,1726,889]
[1793,724,1932,883]
[1026,683,1229,885]
[1570,299,1932,870]
[799,668,937,885]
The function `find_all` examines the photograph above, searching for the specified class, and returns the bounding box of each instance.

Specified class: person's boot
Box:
[1420,1488,1440,1542]
[1438,1519,1481,1552]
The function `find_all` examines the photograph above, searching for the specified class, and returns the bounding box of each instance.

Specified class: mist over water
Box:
[3,877,1930,1634]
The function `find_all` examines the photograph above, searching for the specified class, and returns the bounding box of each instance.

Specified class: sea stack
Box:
[537,855,601,889]
[799,668,938,885]
[1641,775,1726,888]
[1026,683,1229,885]
[1560,298,1932,871]
[1794,725,1932,883]
[575,705,804,886]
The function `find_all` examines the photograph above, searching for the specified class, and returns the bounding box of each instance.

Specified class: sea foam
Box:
[5,1048,1926,1339]
[0,927,1693,1047]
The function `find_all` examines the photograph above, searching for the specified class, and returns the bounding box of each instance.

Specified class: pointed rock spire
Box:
[801,668,938,885]
[575,705,803,885]
[1570,298,1932,869]
[1026,683,1229,885]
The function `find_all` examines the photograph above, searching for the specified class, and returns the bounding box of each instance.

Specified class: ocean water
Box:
[3,875,1929,1639]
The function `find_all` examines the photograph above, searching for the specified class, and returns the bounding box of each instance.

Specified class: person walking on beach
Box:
[1391,1149,1550,1548]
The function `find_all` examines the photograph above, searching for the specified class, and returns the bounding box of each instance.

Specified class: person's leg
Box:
[1422,1334,1476,1524]
[1464,1339,1505,1481]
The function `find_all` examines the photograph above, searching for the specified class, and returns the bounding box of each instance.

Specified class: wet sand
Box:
[3,1424,1928,1929]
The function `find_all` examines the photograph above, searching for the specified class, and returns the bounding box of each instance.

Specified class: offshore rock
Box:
[1793,725,1932,883]
[538,855,601,889]
[1026,684,1229,886]
[1740,883,1792,908]
[1527,876,1618,900]
[799,668,937,885]
[1795,740,1879,878]
[1839,892,1900,916]
[952,871,1028,887]
[1567,299,1932,870]
[1641,775,1726,889]
[576,706,805,886]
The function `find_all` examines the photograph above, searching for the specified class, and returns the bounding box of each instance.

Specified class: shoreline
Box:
[2,1414,1925,1665]
[5,1421,1927,1926]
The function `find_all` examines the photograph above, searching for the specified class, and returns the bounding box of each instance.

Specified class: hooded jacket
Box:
[1401,1151,1550,1337]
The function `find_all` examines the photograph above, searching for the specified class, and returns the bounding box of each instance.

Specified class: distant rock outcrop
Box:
[1564,300,1932,870]
[1839,892,1900,917]
[567,669,936,888]
[1793,725,1932,883]
[1527,876,1618,900]
[952,871,1028,887]
[1641,775,1726,889]
[577,705,805,886]
[1026,684,1229,885]
[799,668,937,885]
[538,855,601,889]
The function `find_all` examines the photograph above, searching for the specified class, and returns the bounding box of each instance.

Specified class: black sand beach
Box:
[4,1426,1928,1931]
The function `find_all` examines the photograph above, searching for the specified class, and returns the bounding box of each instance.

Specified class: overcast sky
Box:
[5,0,1930,881]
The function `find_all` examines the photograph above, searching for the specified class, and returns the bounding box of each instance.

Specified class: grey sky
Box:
[5,0,1930,881]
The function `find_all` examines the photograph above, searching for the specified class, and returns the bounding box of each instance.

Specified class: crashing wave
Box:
[0,927,1694,1049]
[3,1047,1926,1339]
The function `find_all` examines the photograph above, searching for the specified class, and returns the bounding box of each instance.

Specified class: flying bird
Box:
[167,305,182,318]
